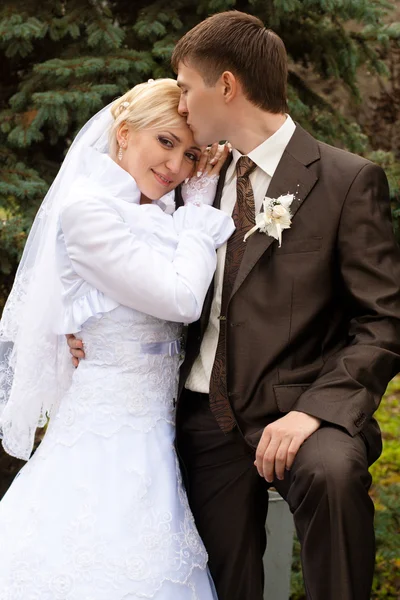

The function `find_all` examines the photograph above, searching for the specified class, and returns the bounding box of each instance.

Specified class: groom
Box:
[171,10,400,600]
[68,10,400,600]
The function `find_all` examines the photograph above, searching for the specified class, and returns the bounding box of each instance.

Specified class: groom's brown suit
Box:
[175,125,400,600]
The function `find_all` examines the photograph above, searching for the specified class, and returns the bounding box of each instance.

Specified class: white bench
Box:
[263,490,295,599]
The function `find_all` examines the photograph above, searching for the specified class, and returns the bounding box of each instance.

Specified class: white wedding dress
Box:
[0,150,234,599]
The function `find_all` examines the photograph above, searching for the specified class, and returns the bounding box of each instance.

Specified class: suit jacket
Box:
[176,125,400,462]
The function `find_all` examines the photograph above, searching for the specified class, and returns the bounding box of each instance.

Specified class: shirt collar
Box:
[226,114,296,184]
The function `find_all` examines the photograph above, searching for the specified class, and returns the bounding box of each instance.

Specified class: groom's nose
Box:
[178,95,188,117]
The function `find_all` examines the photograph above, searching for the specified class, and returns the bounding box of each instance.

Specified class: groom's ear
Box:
[220,71,239,104]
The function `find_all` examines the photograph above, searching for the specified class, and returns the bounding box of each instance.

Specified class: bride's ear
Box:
[116,123,130,148]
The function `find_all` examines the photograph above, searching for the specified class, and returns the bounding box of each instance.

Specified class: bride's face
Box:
[116,122,201,200]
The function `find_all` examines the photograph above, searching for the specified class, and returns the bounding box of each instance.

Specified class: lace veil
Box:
[0,104,114,460]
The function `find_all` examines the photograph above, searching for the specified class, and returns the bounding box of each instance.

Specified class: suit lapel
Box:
[198,154,232,335]
[213,153,232,210]
[231,126,319,298]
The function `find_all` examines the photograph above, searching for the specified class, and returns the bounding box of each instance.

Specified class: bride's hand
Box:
[181,142,231,207]
[197,141,231,178]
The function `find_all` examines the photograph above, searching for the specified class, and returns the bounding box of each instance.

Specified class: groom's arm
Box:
[255,162,400,482]
[292,162,400,432]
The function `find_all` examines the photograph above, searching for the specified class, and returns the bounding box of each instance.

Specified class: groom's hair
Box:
[171,11,288,113]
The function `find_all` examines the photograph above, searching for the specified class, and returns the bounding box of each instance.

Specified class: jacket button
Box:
[354,412,366,428]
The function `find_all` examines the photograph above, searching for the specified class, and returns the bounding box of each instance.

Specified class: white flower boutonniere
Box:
[244,193,295,247]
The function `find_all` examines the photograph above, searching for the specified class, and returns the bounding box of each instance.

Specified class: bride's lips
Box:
[152,169,173,187]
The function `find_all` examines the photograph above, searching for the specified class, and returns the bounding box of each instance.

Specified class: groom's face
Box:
[177,62,227,146]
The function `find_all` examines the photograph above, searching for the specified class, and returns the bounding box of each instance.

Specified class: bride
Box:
[0,78,234,599]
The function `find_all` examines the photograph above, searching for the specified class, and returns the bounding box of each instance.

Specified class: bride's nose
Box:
[165,153,184,174]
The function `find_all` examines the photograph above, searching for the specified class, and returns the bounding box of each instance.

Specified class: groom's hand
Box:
[66,334,85,367]
[255,411,321,482]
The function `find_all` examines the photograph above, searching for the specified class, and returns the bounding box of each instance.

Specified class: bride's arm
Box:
[60,197,234,324]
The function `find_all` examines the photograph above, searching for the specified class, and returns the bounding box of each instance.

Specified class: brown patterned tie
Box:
[209,156,257,432]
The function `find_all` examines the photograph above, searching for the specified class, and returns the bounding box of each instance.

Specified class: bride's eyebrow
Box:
[163,132,201,153]
[165,131,182,143]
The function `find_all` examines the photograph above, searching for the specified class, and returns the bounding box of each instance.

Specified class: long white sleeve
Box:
[60,197,234,324]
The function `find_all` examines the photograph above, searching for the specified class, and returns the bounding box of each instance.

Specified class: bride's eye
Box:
[158,136,174,148]
[185,152,199,162]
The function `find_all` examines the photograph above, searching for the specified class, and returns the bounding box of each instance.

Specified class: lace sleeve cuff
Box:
[181,173,219,207]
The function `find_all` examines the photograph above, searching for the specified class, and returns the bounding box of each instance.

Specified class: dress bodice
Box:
[45,305,183,449]
[80,304,183,368]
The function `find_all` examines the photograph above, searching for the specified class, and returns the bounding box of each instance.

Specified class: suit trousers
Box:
[176,389,375,600]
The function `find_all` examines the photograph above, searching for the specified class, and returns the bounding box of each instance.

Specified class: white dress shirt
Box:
[186,115,297,393]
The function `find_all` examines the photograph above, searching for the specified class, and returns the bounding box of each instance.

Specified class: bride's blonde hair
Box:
[109,78,186,158]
